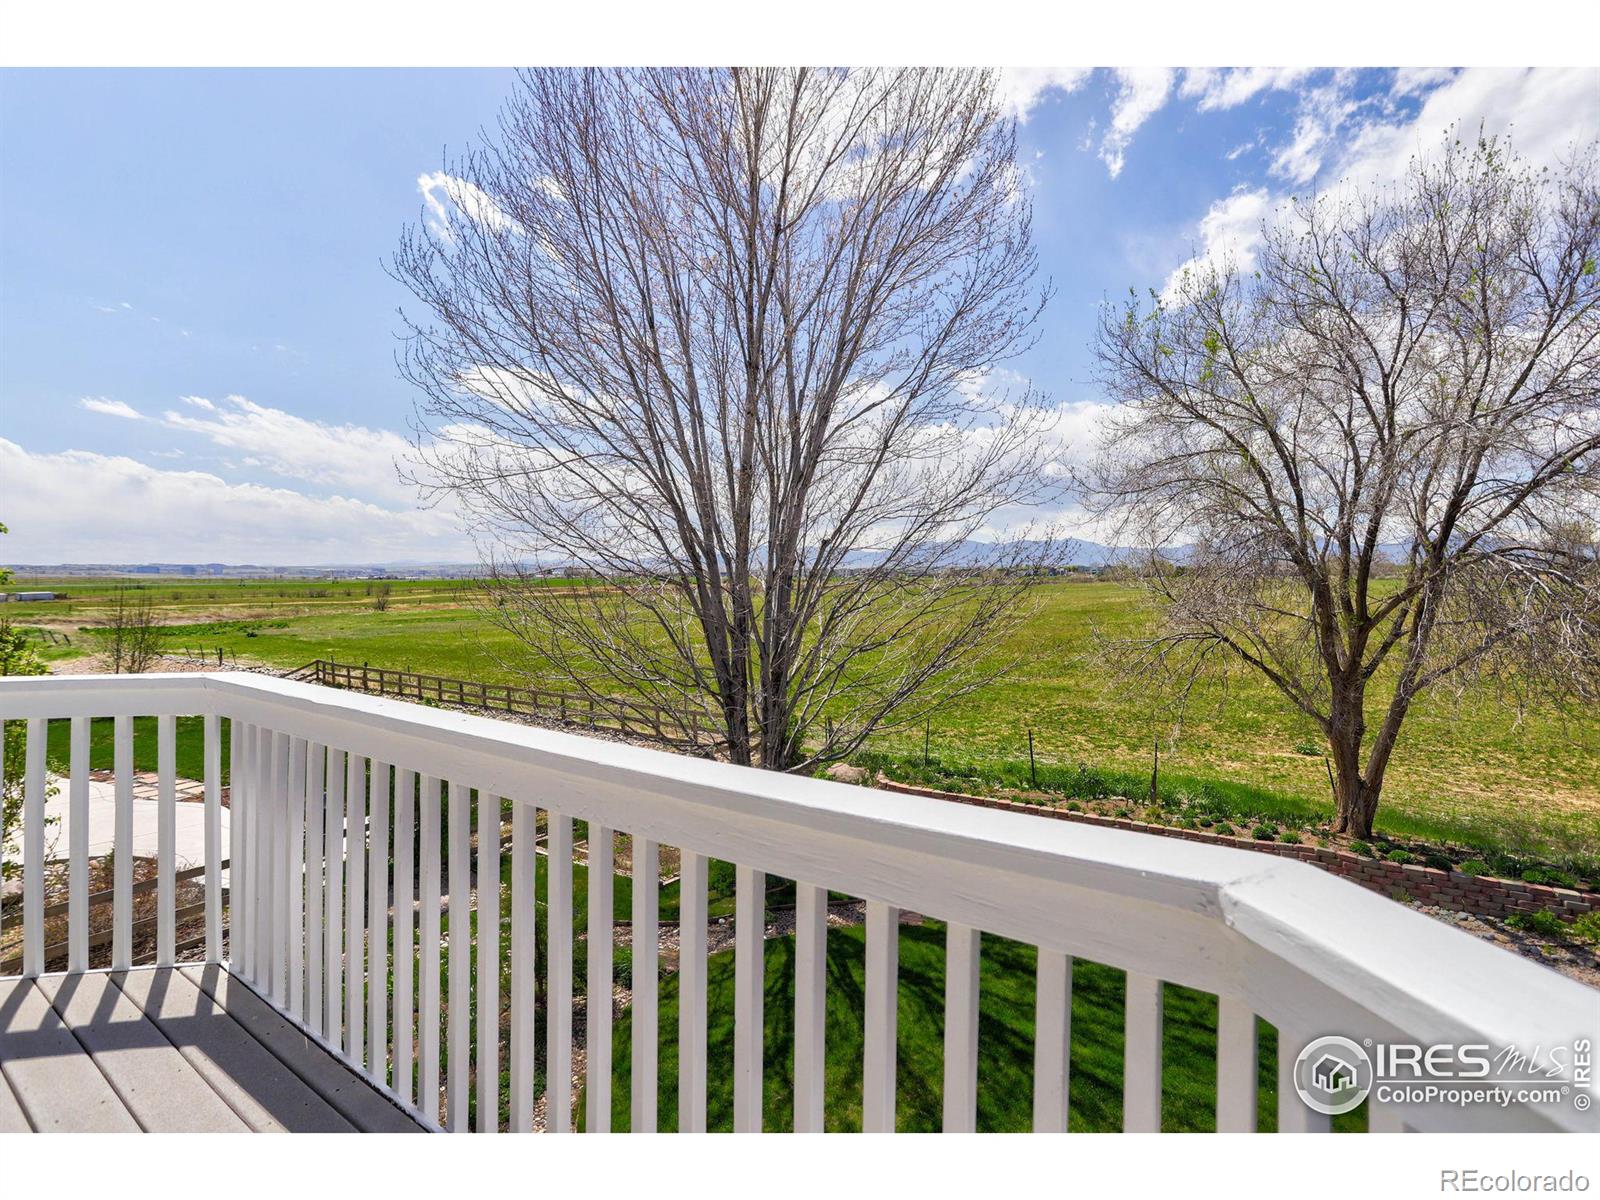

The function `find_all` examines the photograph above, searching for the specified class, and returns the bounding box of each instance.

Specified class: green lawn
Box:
[585,920,1365,1133]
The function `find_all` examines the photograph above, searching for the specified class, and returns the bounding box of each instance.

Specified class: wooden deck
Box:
[0,966,425,1132]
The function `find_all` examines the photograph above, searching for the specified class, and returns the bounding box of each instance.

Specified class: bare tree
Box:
[393,69,1064,770]
[106,584,161,674]
[1086,132,1600,838]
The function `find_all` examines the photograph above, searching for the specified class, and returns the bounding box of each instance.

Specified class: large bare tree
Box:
[1087,133,1600,838]
[393,69,1063,770]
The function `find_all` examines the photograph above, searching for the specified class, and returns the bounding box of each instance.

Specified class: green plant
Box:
[1422,852,1453,872]
[1459,859,1491,877]
[1065,801,1082,813]
[1350,840,1374,858]
[1505,910,1566,938]
[1566,911,1600,943]
[1213,822,1236,837]
[1114,807,1132,819]
[1386,849,1417,865]
[1292,739,1321,756]
[1280,831,1302,845]
[1252,824,1277,841]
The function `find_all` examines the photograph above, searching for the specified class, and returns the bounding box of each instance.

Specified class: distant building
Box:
[8,591,57,602]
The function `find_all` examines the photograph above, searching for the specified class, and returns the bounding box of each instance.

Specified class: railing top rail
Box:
[2,670,1594,1133]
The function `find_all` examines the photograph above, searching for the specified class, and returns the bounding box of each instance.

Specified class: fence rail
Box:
[288,658,717,748]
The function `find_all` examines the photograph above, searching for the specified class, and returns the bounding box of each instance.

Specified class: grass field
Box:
[7,573,1597,866]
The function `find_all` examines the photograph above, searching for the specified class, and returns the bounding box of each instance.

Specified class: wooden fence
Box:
[287,659,717,749]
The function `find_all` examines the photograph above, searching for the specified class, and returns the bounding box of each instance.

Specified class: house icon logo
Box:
[1293,1036,1374,1116]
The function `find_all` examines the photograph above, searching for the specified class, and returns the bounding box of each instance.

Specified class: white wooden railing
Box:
[1,672,1594,1134]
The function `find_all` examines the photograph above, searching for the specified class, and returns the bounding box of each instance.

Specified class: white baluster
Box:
[677,850,707,1133]
[393,767,416,1107]
[630,837,659,1133]
[1032,950,1072,1132]
[586,824,613,1132]
[156,715,177,967]
[419,775,442,1123]
[863,900,899,1133]
[794,882,827,1133]
[270,729,288,1003]
[1123,972,1164,1132]
[346,752,367,1069]
[1215,995,1258,1132]
[68,716,91,973]
[509,800,537,1133]
[368,760,390,1085]
[733,864,764,1133]
[324,749,347,1046]
[943,924,981,1133]
[476,790,501,1132]
[204,714,223,965]
[1277,1023,1332,1133]
[547,812,574,1132]
[22,719,46,977]
[447,780,470,1131]
[305,743,325,1034]
[287,736,307,1018]
[112,715,134,971]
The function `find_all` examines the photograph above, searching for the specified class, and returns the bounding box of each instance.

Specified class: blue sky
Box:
[2,67,1597,564]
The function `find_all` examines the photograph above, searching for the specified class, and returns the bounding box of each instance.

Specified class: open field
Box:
[6,574,1597,865]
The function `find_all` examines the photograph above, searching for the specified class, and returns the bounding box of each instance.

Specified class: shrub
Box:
[1386,849,1417,865]
[1567,912,1600,944]
[1422,853,1453,872]
[1292,739,1321,756]
[1280,831,1302,845]
[1114,807,1132,819]
[1350,840,1374,858]
[1065,801,1082,813]
[1252,824,1277,841]
[1459,858,1491,877]
[1214,822,1236,837]
[1521,867,1579,889]
[1505,910,1566,938]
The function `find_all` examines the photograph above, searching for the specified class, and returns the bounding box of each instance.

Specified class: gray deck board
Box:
[179,965,423,1133]
[0,976,139,1132]
[35,971,251,1132]
[0,968,424,1133]
[112,968,357,1132]
[0,1057,31,1132]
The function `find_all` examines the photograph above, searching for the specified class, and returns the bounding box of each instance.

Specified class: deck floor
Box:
[0,965,424,1132]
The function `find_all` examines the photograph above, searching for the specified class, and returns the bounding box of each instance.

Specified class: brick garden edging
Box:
[876,778,1597,922]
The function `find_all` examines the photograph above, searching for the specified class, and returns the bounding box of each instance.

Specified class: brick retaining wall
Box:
[876,778,1597,922]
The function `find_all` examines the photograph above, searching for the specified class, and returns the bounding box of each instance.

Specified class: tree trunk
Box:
[1328,685,1378,839]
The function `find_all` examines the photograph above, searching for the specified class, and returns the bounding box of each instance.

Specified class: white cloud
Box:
[1268,72,1362,185]
[1161,187,1273,298]
[1160,68,1600,304]
[1179,68,1312,112]
[1332,67,1600,192]
[161,394,422,506]
[0,439,466,564]
[1391,67,1457,98]
[418,170,517,241]
[79,397,143,420]
[1099,68,1175,178]
[998,68,1093,121]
